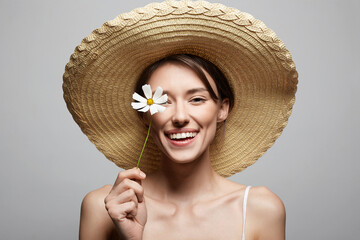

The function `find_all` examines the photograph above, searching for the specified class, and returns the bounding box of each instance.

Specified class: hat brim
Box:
[63,0,298,177]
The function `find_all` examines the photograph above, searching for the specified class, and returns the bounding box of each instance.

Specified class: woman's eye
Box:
[191,97,206,103]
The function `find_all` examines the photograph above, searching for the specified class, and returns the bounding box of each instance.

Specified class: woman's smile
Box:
[165,128,199,147]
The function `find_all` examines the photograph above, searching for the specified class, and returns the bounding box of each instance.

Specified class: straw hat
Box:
[63,0,298,177]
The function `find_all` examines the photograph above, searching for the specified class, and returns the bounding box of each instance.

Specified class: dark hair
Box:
[135,54,234,112]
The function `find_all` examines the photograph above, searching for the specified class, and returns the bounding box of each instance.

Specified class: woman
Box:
[63,1,297,239]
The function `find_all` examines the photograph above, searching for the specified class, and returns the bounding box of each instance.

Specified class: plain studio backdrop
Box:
[0,0,359,239]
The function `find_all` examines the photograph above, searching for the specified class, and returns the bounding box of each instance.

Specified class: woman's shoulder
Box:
[82,184,112,204]
[219,179,285,223]
[81,185,113,211]
[216,177,284,211]
[80,185,116,239]
[246,186,286,238]
[247,186,285,217]
[81,184,113,218]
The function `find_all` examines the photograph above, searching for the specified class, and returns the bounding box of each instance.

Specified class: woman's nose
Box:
[171,101,190,127]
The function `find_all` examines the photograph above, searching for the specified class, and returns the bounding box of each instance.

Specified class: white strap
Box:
[242,186,251,240]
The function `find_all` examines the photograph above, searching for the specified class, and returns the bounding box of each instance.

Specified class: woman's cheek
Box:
[193,105,219,122]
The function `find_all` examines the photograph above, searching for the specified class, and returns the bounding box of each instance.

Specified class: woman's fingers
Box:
[105,167,146,209]
[107,169,146,203]
[107,201,138,221]
[108,179,144,201]
[105,189,138,213]
[108,188,139,207]
[105,182,141,221]
[103,168,148,239]
[114,167,146,186]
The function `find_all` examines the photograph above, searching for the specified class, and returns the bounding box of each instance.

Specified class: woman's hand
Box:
[104,168,147,240]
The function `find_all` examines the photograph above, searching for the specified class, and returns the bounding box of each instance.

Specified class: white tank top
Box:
[242,186,251,240]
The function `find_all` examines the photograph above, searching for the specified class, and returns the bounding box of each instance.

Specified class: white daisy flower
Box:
[131,84,168,115]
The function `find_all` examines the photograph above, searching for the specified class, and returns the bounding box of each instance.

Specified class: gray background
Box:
[1,0,359,239]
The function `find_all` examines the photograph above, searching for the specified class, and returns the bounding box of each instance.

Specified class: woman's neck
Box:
[146,149,221,204]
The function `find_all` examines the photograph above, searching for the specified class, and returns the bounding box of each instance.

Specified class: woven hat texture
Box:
[63,0,298,177]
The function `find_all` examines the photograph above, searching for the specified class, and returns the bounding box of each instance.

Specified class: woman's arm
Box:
[248,186,286,240]
[79,185,115,240]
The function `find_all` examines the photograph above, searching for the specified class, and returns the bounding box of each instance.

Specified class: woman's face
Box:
[147,63,229,164]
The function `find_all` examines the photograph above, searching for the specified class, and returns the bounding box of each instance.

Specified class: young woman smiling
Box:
[63,1,297,240]
[78,55,286,240]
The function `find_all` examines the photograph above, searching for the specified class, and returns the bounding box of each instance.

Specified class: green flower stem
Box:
[136,116,152,169]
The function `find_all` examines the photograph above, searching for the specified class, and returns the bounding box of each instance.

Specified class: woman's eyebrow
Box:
[160,88,208,95]
[186,88,208,94]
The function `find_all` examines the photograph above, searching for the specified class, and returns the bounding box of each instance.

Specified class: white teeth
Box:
[169,132,197,140]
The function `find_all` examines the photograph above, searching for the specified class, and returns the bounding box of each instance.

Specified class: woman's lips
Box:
[168,132,197,139]
[166,134,198,146]
[164,128,199,135]
[164,129,199,147]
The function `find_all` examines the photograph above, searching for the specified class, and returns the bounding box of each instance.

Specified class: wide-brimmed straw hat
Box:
[63,0,298,177]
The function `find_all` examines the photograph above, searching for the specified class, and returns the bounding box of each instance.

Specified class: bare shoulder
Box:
[248,186,285,218]
[247,186,286,240]
[80,185,116,240]
[82,184,112,207]
[81,184,113,221]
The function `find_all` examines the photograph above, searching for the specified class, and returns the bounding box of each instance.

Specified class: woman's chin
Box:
[156,135,210,166]
[162,149,207,166]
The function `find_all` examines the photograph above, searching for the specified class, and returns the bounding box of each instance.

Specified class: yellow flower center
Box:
[147,98,154,105]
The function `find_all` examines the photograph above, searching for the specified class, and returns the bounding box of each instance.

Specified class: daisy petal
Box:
[131,102,147,110]
[153,87,163,101]
[132,92,147,103]
[150,105,158,115]
[142,84,152,99]
[138,105,150,112]
[154,104,166,112]
[154,94,168,104]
